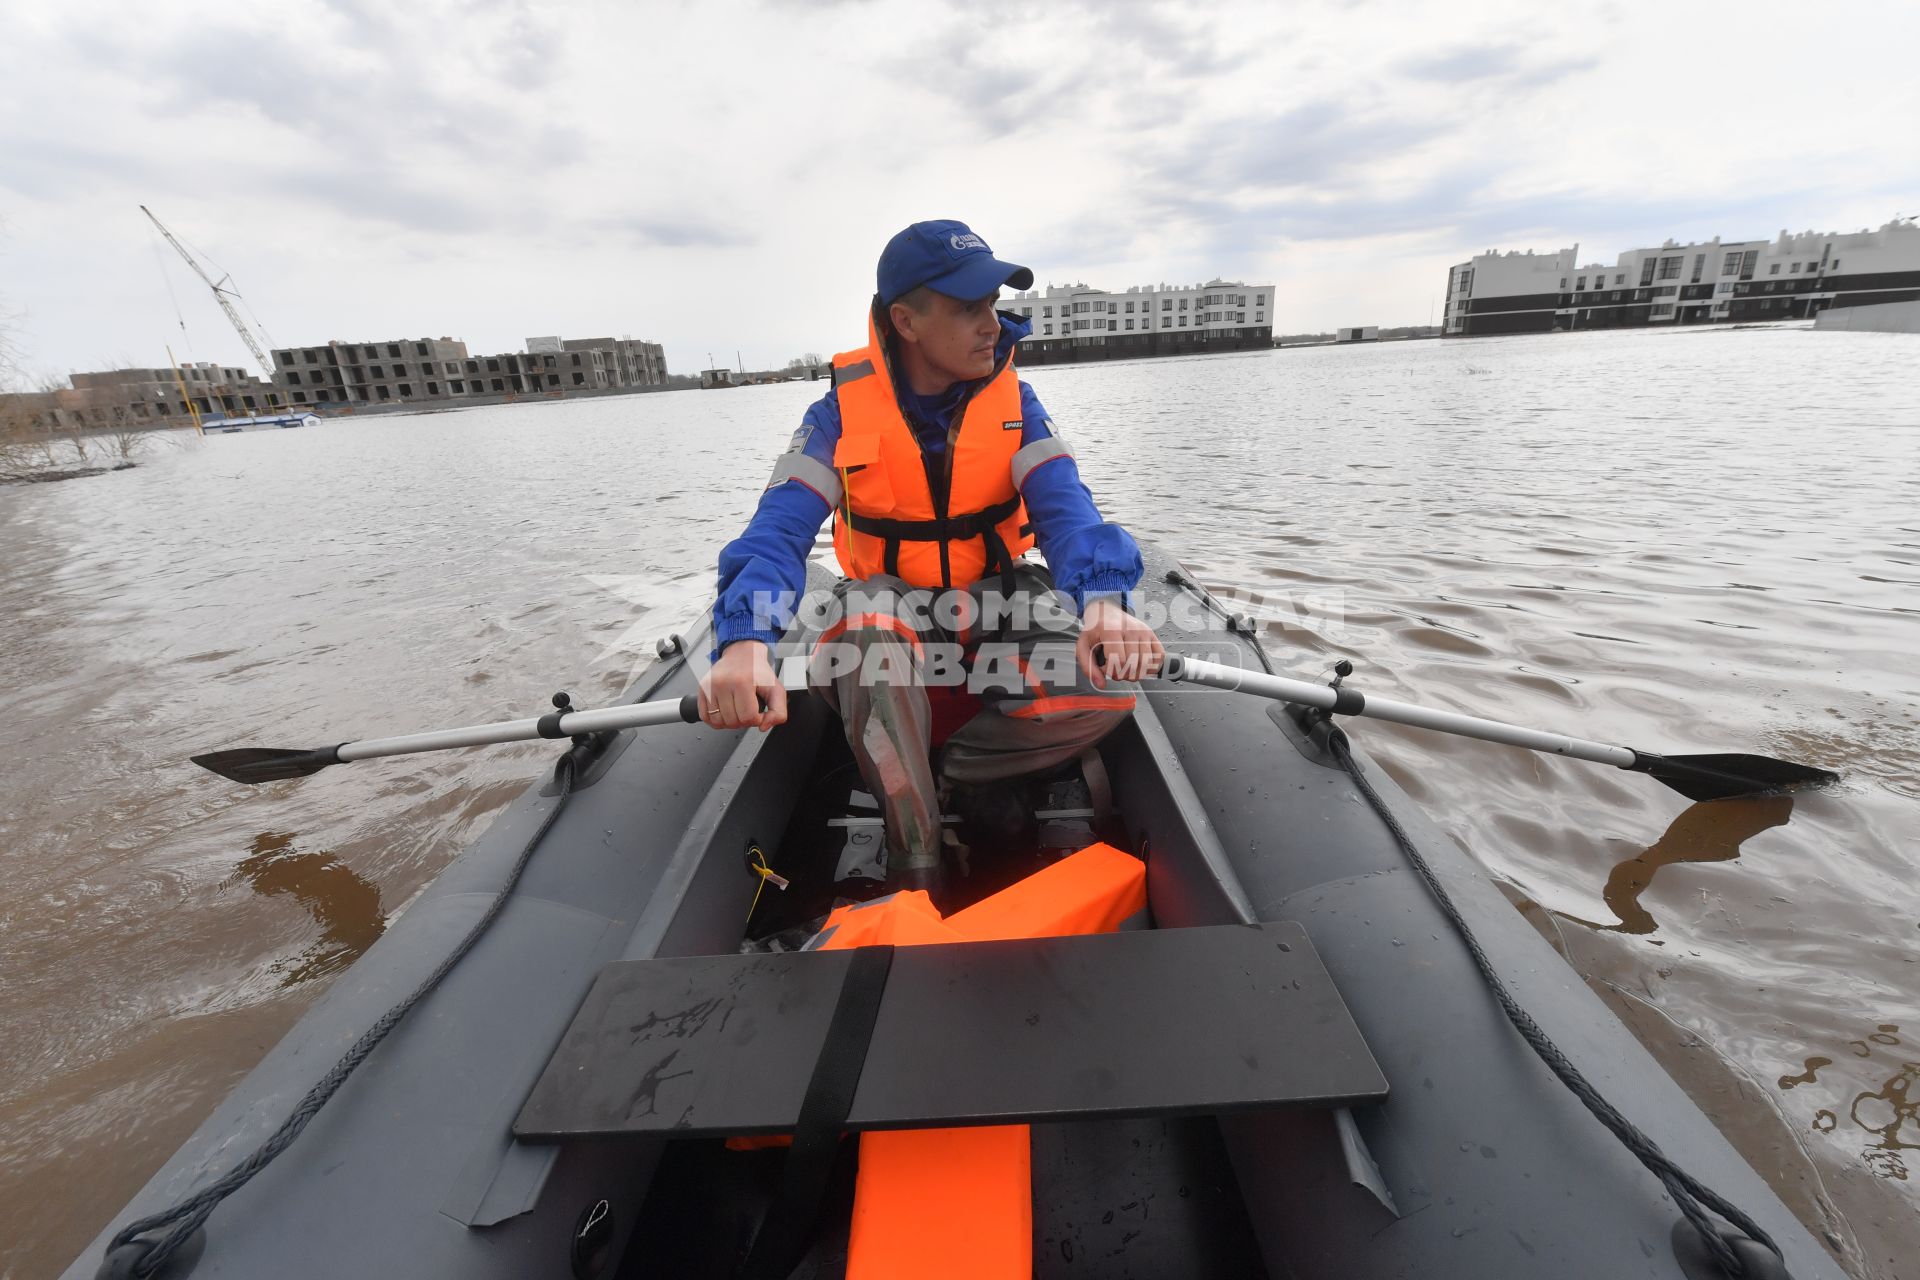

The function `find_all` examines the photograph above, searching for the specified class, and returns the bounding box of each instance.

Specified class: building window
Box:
[387,344,401,357]
[491,378,504,392]
[1768,263,1780,275]
[364,346,378,358]
[1831,259,1841,271]
[1722,252,1741,275]
[1178,316,1187,326]
[1576,276,1587,291]
[487,359,500,372]
[1255,311,1264,322]
[1691,254,1705,282]
[415,342,427,355]
[1790,262,1801,273]
[571,353,581,366]
[1657,256,1681,280]
[1179,299,1188,310]
[451,380,464,393]
[1042,306,1052,317]
[287,371,302,385]
[1124,319,1134,330]
[375,387,388,400]
[399,383,412,396]
[315,389,330,402]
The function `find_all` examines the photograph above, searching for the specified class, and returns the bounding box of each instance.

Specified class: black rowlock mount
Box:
[535,692,623,796]
[1293,660,1363,730]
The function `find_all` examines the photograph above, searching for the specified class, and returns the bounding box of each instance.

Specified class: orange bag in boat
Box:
[812,889,963,949]
[945,840,1147,941]
[841,842,1146,1280]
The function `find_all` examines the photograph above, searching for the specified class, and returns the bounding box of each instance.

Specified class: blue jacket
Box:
[712,312,1142,652]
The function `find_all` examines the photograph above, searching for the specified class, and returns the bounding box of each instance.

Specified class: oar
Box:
[192,694,708,785]
[1161,654,1837,801]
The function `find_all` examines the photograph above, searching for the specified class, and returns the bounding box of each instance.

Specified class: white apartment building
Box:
[1443,249,1576,335]
[1003,279,1275,364]
[1446,218,1920,336]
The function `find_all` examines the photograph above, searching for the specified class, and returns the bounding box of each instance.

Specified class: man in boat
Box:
[700,219,1163,894]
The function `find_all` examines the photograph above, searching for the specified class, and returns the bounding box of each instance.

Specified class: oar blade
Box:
[1634,751,1838,802]
[192,746,343,785]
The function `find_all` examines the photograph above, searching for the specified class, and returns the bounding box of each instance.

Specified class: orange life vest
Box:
[829,310,1034,589]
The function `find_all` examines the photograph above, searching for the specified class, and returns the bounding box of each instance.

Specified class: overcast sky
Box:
[3,0,1916,380]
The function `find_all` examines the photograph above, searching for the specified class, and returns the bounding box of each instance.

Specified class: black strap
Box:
[738,945,896,1280]
[847,494,1022,592]
[844,493,1021,544]
[977,520,1018,604]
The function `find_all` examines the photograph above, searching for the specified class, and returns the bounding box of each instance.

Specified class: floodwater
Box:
[2,325,1916,1278]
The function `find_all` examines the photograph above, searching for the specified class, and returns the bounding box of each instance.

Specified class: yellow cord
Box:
[747,844,774,923]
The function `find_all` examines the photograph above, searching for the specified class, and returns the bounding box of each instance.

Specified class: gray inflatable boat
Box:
[68,544,1843,1279]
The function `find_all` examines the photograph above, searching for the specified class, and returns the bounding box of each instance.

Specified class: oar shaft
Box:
[1163,655,1635,768]
[336,696,699,764]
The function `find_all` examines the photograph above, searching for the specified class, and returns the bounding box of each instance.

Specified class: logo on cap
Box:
[949,232,987,252]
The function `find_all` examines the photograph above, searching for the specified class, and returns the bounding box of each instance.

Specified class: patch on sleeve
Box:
[1003,419,1023,431]
[785,421,813,453]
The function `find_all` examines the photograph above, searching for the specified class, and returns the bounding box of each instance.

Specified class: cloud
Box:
[593,216,756,250]
[1398,42,1597,88]
[873,0,1245,141]
[3,0,1917,371]
[1152,100,1451,196]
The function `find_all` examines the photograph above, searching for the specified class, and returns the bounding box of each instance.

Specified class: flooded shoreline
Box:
[2,327,1916,1278]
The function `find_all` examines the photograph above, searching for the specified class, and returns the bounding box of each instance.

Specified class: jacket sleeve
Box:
[1011,380,1143,612]
[711,390,841,655]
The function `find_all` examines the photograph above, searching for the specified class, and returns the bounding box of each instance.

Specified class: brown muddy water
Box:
[2,326,1916,1278]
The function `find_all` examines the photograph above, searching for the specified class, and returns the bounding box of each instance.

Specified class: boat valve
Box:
[745,842,789,892]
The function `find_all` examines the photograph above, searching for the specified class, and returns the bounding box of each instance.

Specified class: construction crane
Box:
[140,205,274,375]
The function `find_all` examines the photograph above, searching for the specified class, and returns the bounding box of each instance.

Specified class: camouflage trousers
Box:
[806,565,1137,874]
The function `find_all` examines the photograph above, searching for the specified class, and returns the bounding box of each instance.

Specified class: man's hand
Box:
[1075,598,1165,689]
[699,640,787,731]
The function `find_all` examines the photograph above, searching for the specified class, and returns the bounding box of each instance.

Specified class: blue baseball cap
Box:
[877,220,1034,305]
